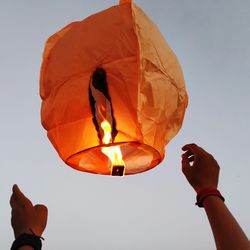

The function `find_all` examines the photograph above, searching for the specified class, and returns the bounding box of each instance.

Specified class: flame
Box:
[101,120,125,167]
[101,120,112,144]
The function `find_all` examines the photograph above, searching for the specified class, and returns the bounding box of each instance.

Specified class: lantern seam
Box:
[41,55,138,101]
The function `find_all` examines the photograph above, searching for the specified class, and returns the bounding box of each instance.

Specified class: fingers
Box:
[187,155,195,162]
[182,143,209,156]
[12,184,19,192]
[182,143,201,152]
[181,154,190,173]
[10,184,21,208]
[181,144,202,175]
[10,184,32,208]
[10,193,16,208]
[12,184,26,201]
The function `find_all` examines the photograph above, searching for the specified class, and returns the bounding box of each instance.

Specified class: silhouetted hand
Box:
[181,143,220,193]
[10,184,48,238]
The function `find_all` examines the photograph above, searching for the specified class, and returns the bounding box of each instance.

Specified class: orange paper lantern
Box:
[40,0,188,175]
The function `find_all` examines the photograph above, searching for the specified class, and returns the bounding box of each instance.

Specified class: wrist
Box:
[18,246,34,250]
[196,187,225,208]
[202,195,225,207]
[11,232,44,250]
[195,185,218,194]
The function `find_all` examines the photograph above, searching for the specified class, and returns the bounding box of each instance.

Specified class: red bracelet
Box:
[196,187,225,207]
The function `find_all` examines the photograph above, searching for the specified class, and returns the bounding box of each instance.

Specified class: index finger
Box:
[12,184,32,206]
[10,185,22,208]
[182,143,207,155]
[10,192,17,208]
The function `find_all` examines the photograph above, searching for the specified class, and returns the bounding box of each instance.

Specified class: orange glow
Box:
[101,120,112,144]
[101,120,125,168]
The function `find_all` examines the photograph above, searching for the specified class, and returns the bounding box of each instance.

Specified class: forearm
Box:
[203,196,250,250]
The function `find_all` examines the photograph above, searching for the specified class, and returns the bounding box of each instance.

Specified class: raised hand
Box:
[10,184,48,238]
[181,143,220,193]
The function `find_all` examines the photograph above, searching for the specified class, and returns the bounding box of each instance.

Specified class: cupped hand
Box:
[10,184,48,238]
[181,143,220,193]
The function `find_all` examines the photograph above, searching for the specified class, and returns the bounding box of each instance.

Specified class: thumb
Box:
[34,204,48,225]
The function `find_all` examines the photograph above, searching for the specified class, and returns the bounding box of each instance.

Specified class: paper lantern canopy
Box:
[40,0,188,176]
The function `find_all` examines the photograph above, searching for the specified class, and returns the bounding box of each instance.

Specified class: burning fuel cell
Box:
[89,68,125,176]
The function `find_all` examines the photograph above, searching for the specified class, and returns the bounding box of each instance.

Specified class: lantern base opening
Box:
[65,142,162,175]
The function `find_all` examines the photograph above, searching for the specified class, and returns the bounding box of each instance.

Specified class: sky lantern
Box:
[40,0,188,176]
